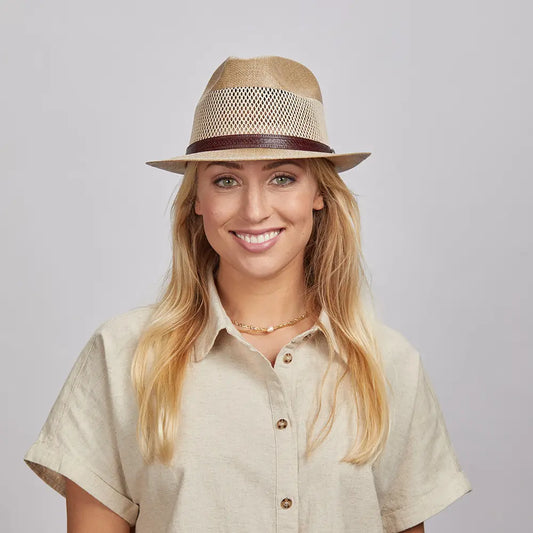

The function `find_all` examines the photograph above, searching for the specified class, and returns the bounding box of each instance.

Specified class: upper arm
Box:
[65,477,132,533]
[401,524,424,533]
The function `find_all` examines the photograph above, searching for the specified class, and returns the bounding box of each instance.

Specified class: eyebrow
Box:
[205,159,305,171]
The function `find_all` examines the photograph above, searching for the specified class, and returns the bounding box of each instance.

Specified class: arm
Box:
[401,524,424,533]
[65,478,133,533]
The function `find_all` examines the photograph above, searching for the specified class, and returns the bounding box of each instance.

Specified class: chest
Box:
[128,339,383,532]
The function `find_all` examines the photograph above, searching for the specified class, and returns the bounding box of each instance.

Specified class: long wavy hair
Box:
[131,158,389,465]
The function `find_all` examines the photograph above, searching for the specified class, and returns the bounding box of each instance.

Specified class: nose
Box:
[240,183,271,223]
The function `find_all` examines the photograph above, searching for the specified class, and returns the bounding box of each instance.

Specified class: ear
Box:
[313,191,324,211]
[194,197,203,215]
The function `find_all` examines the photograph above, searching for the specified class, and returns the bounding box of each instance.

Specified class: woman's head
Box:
[152,54,372,297]
[170,157,363,304]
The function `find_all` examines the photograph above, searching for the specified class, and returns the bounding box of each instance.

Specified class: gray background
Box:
[2,1,531,531]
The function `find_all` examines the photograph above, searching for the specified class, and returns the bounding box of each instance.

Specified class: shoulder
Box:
[94,304,157,342]
[372,320,423,398]
[84,304,157,366]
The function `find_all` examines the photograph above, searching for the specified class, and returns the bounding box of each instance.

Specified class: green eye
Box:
[272,175,295,186]
[215,177,237,188]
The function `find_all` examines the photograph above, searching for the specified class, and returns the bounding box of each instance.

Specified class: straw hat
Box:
[146,56,370,174]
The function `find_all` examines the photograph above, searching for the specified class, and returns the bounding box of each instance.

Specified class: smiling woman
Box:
[24,56,471,532]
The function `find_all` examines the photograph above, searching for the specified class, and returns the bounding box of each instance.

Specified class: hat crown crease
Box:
[203,56,323,102]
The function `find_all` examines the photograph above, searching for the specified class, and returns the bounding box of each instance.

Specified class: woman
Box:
[24,56,471,532]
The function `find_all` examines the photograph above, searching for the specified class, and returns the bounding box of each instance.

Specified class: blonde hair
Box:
[131,158,389,465]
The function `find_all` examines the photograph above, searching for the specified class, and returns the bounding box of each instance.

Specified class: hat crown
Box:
[189,56,329,146]
[202,56,323,102]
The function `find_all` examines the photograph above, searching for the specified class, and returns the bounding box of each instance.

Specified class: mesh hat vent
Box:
[190,86,329,144]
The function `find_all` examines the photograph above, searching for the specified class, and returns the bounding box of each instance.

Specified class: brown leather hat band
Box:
[186,134,335,155]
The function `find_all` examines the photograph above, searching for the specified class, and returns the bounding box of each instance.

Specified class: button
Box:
[280,498,293,509]
[276,418,288,429]
[283,353,293,363]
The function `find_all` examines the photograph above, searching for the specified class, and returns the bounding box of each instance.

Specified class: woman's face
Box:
[195,159,324,281]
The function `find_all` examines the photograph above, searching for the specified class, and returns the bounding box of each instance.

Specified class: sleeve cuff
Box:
[381,470,472,533]
[24,440,139,526]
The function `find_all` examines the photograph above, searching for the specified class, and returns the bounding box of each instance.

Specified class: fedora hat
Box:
[146,56,370,174]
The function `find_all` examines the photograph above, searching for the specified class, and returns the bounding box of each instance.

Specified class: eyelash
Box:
[213,174,296,188]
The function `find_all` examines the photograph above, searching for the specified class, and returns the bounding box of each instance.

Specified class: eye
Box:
[214,176,238,188]
[271,174,295,186]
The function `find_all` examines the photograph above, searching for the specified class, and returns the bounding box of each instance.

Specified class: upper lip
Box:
[230,228,283,235]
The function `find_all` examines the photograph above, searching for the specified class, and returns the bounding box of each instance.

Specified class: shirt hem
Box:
[24,440,139,526]
[381,470,472,532]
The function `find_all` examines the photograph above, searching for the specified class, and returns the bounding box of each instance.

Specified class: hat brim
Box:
[146,148,371,174]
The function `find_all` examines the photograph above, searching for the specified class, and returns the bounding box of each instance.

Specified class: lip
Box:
[230,228,284,252]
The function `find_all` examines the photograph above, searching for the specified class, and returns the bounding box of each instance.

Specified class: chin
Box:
[236,265,285,281]
[227,257,296,281]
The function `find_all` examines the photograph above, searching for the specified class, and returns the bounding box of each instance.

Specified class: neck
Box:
[215,265,309,327]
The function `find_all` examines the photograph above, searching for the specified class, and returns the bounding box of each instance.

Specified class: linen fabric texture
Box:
[24,277,471,532]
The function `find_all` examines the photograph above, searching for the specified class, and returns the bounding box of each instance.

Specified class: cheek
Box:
[195,186,236,227]
[200,205,232,235]
[286,197,317,226]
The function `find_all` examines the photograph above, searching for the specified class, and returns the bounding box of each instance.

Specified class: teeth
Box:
[235,230,280,244]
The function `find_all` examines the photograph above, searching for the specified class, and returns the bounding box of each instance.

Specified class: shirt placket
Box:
[225,325,317,533]
[268,346,299,533]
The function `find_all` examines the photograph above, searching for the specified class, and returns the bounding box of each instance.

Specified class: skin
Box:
[65,478,133,532]
[65,159,424,532]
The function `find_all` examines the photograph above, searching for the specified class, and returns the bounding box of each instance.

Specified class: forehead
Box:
[198,159,307,173]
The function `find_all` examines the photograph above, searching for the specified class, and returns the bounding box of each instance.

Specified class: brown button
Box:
[276,418,288,429]
[283,353,293,363]
[280,498,292,509]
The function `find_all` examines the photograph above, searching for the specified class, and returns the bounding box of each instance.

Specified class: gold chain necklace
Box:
[231,312,308,335]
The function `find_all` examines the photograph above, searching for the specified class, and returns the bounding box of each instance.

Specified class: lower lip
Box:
[231,230,283,252]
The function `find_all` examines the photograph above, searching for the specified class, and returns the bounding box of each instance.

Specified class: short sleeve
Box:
[23,331,139,526]
[374,354,471,532]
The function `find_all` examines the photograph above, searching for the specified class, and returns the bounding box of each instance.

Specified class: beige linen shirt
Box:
[24,277,471,532]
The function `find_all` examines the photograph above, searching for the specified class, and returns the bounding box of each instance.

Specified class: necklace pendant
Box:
[266,326,275,333]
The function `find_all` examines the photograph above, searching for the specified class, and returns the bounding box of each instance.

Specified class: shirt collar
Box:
[192,271,237,362]
[192,271,341,363]
[316,309,341,356]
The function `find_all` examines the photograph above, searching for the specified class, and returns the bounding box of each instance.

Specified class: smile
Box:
[233,230,281,244]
